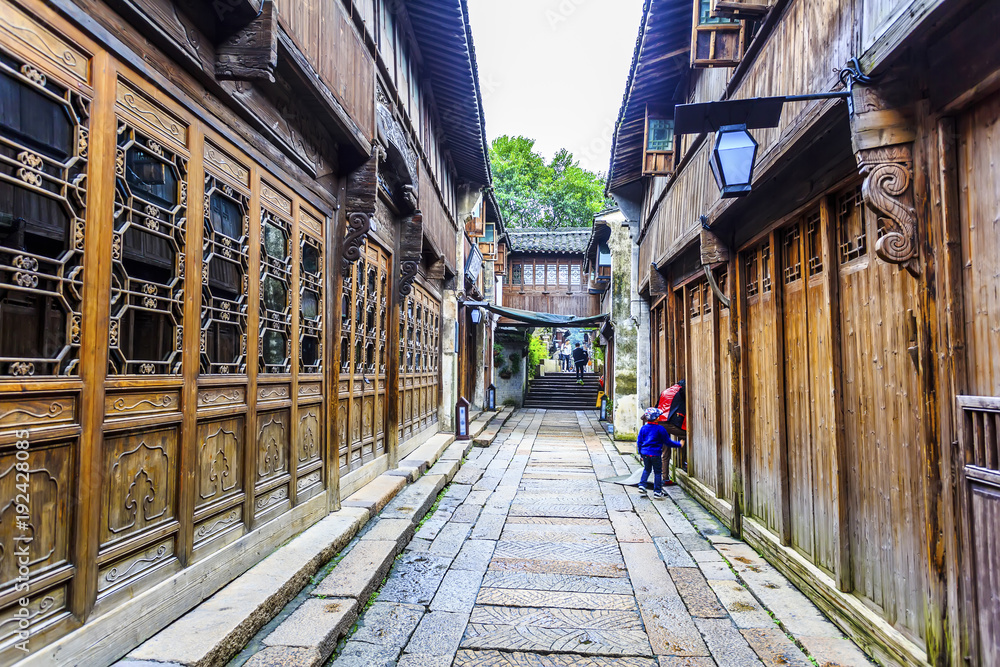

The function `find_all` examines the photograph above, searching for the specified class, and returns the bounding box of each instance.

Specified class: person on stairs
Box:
[571,343,589,384]
[638,408,683,499]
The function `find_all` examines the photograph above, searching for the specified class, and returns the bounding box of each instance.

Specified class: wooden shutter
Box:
[711,0,772,19]
[691,0,747,68]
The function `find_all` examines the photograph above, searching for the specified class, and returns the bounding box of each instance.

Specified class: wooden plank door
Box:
[743,240,782,535]
[955,90,1000,664]
[835,183,927,645]
[688,282,718,493]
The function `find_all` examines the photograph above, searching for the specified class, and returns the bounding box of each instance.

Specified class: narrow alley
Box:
[225,410,872,667]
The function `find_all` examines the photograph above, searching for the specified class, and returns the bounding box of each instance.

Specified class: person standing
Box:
[571,343,589,384]
[637,408,682,498]
[561,340,572,371]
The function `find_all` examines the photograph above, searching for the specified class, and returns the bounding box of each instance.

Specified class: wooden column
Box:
[729,253,745,535]
[770,230,792,545]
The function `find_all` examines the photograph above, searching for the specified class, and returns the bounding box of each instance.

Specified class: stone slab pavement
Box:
[234,409,874,667]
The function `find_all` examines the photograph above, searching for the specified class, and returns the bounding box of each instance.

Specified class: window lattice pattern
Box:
[807,211,823,276]
[259,199,292,374]
[839,186,867,264]
[783,225,802,284]
[512,263,521,285]
[703,282,713,315]
[761,243,772,293]
[200,173,249,375]
[299,223,323,374]
[109,123,187,375]
[746,251,759,298]
[0,55,88,377]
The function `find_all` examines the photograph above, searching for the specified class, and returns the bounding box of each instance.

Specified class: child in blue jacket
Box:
[637,408,682,499]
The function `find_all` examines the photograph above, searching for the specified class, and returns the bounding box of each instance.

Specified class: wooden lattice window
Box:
[746,249,759,298]
[512,263,522,285]
[0,54,88,377]
[259,185,292,374]
[783,225,802,284]
[558,264,569,286]
[838,185,867,264]
[807,211,823,276]
[703,282,713,315]
[201,150,250,375]
[299,213,323,374]
[110,123,186,375]
[523,263,533,286]
[341,253,355,374]
[690,283,702,319]
[761,242,772,293]
[571,264,581,286]
[546,264,557,288]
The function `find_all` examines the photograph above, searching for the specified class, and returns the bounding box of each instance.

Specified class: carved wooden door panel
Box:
[194,139,253,555]
[98,76,191,613]
[338,241,389,475]
[399,284,440,442]
[0,8,91,654]
[687,282,717,493]
[295,209,325,503]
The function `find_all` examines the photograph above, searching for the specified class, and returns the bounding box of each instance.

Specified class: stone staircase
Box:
[523,371,601,410]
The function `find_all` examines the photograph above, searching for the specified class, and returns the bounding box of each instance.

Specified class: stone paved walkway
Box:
[237,409,873,667]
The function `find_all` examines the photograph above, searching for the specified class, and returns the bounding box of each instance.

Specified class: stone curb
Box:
[120,410,516,667]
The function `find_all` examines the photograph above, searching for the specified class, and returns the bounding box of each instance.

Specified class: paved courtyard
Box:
[237,409,872,667]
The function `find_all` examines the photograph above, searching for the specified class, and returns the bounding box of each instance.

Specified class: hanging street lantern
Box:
[487,384,496,411]
[456,397,471,441]
[470,307,483,325]
[709,124,758,198]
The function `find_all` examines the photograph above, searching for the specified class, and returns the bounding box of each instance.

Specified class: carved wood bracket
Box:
[850,85,919,277]
[342,150,381,276]
[215,0,277,82]
[858,145,919,276]
[398,211,423,296]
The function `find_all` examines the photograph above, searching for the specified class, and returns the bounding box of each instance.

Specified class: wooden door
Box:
[779,210,838,572]
[744,240,782,534]
[715,267,733,503]
[688,282,718,492]
[399,284,441,441]
[956,90,1000,664]
[836,184,927,644]
[338,242,389,475]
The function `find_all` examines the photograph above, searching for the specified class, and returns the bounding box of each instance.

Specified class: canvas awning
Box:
[484,303,608,327]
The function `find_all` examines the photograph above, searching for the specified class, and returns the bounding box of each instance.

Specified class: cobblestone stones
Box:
[247,409,873,667]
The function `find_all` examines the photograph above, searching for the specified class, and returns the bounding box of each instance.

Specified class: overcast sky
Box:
[466,0,646,176]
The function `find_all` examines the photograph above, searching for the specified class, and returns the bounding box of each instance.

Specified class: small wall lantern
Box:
[456,397,471,441]
[470,307,483,325]
[487,384,496,411]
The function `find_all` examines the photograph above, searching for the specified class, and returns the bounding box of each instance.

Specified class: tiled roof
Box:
[507,228,592,255]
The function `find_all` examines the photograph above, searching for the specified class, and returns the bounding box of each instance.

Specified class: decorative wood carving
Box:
[102,429,176,545]
[0,3,90,84]
[850,85,919,277]
[297,408,321,465]
[215,0,276,82]
[99,541,172,592]
[116,81,188,148]
[194,507,241,543]
[399,212,423,297]
[256,410,288,481]
[857,145,919,276]
[196,418,243,506]
[376,101,419,209]
[342,151,380,276]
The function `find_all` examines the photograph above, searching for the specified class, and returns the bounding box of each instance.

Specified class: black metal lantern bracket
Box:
[674,60,873,198]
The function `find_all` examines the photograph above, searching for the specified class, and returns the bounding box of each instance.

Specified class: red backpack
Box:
[657,381,687,432]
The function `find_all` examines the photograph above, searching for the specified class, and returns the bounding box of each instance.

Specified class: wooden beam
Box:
[701,227,730,266]
[215,0,277,83]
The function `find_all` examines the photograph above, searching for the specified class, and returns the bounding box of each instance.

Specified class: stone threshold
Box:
[114,408,512,667]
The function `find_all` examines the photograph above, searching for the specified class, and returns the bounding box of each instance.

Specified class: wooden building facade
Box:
[501,228,599,320]
[0,0,491,663]
[609,0,1000,664]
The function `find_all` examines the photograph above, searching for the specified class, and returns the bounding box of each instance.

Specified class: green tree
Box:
[489,136,611,230]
